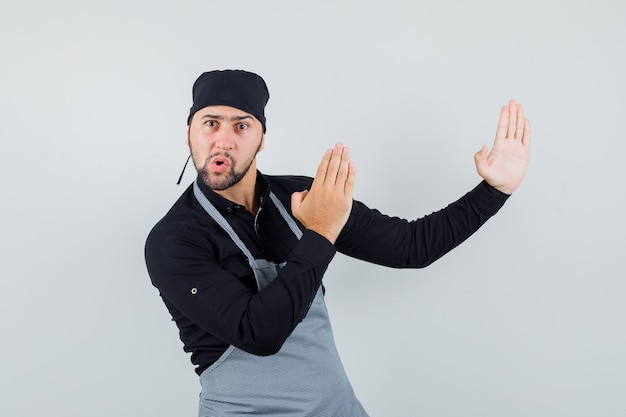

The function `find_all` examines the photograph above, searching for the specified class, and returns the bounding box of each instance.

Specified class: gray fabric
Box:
[269,191,303,239]
[193,181,255,261]
[193,179,368,416]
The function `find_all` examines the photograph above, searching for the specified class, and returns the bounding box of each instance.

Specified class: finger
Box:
[336,146,351,184]
[312,148,333,189]
[291,190,303,208]
[324,143,344,186]
[290,190,309,222]
[343,162,356,196]
[474,145,488,164]
[522,118,531,146]
[495,105,509,140]
[515,103,525,140]
[507,99,518,139]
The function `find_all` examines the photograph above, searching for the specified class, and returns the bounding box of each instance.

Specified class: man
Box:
[145,69,530,416]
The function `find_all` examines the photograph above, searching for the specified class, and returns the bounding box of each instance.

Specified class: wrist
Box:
[307,225,339,245]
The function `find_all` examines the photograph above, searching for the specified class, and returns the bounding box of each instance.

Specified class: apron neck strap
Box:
[193,179,302,259]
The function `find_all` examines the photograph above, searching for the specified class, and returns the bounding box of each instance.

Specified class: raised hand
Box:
[291,143,356,244]
[474,99,531,195]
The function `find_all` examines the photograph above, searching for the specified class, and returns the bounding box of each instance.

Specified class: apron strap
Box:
[269,192,303,240]
[193,179,303,260]
[193,180,255,260]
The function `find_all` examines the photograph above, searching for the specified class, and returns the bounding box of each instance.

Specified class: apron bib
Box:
[193,180,368,417]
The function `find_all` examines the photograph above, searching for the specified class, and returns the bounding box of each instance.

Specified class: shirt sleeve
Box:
[145,226,335,357]
[336,180,509,267]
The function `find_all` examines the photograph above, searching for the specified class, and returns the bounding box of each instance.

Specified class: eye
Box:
[204,120,218,127]
[236,123,248,130]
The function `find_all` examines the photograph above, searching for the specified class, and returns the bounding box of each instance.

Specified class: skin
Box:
[474,99,531,195]
[187,105,266,214]
[187,100,531,245]
[291,143,356,244]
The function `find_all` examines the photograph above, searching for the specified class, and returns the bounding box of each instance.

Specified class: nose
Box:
[214,129,235,150]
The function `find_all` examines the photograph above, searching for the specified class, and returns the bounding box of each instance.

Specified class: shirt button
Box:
[191,288,198,295]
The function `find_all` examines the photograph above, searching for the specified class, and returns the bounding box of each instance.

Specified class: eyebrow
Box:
[200,114,254,122]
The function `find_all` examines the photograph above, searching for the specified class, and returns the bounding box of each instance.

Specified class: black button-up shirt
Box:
[145,172,508,375]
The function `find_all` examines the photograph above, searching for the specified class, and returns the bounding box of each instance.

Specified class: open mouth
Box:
[209,155,231,172]
[212,157,229,165]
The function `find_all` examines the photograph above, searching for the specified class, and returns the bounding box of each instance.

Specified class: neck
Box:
[214,166,260,214]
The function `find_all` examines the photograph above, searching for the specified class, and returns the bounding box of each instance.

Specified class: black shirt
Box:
[145,172,508,375]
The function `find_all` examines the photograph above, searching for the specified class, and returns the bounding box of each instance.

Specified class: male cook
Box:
[145,69,531,416]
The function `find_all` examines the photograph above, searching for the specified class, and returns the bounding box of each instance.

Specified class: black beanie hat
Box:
[187,70,270,132]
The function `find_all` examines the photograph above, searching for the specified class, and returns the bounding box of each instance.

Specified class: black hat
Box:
[187,70,270,132]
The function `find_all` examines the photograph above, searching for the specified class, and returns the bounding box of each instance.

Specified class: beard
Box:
[198,151,248,190]
[190,138,263,191]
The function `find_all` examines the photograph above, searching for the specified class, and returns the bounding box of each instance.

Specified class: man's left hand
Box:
[474,99,531,195]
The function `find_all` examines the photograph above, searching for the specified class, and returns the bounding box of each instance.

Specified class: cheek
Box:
[187,138,206,162]
[188,133,211,150]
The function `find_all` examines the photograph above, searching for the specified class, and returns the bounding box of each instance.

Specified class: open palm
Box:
[474,99,531,195]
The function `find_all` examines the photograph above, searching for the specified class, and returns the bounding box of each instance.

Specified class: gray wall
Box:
[1,1,624,416]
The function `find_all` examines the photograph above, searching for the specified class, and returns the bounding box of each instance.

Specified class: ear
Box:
[185,126,190,147]
[259,133,265,152]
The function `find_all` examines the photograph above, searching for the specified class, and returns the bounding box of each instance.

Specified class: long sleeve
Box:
[145,175,509,375]
[145,224,335,357]
[337,180,509,267]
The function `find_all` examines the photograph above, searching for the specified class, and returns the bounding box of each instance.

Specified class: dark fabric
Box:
[144,173,509,375]
[187,70,269,131]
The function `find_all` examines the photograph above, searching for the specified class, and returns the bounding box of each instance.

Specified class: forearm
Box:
[146,229,335,356]
[336,181,509,268]
[232,230,335,354]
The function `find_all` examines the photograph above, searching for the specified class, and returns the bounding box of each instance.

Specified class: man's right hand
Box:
[291,143,356,244]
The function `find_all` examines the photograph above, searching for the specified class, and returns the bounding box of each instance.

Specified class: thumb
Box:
[474,145,488,165]
[291,189,309,208]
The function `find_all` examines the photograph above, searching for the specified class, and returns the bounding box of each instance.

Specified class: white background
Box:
[1,1,625,416]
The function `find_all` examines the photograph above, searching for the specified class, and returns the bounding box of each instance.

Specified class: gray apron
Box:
[193,181,369,417]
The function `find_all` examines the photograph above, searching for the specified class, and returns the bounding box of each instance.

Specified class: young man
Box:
[145,69,530,416]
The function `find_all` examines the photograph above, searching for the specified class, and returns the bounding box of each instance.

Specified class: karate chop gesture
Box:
[292,143,356,244]
[475,99,531,195]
